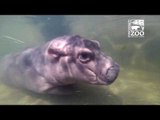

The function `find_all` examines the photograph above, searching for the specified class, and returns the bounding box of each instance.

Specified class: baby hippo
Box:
[0,35,119,94]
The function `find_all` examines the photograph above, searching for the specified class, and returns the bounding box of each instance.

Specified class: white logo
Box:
[128,19,144,38]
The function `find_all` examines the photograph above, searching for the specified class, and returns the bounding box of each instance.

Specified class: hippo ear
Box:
[48,48,55,55]
[92,40,101,48]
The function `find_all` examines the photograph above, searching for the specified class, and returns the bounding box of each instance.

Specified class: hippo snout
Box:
[105,63,119,84]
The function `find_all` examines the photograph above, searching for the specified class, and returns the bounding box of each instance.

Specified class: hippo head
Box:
[42,35,119,86]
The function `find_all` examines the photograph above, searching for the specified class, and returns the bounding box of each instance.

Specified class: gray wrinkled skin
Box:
[0,35,119,95]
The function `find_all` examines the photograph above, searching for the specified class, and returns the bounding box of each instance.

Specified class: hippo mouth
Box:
[85,65,119,85]
[85,68,109,85]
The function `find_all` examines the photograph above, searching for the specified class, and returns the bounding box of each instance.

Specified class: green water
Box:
[0,15,160,105]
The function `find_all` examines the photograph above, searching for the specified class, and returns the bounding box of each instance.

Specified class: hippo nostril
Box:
[106,68,109,76]
[114,63,120,69]
[106,63,119,73]
[111,63,119,71]
[106,66,114,75]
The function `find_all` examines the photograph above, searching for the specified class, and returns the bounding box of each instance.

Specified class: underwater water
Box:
[0,15,160,105]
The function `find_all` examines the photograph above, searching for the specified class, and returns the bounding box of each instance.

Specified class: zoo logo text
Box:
[128,19,144,38]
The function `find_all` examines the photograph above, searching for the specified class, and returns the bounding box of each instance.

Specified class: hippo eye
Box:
[78,52,93,63]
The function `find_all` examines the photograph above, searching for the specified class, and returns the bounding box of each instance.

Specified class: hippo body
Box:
[0,35,119,94]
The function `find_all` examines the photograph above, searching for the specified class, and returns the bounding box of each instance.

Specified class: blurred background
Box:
[0,15,160,105]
